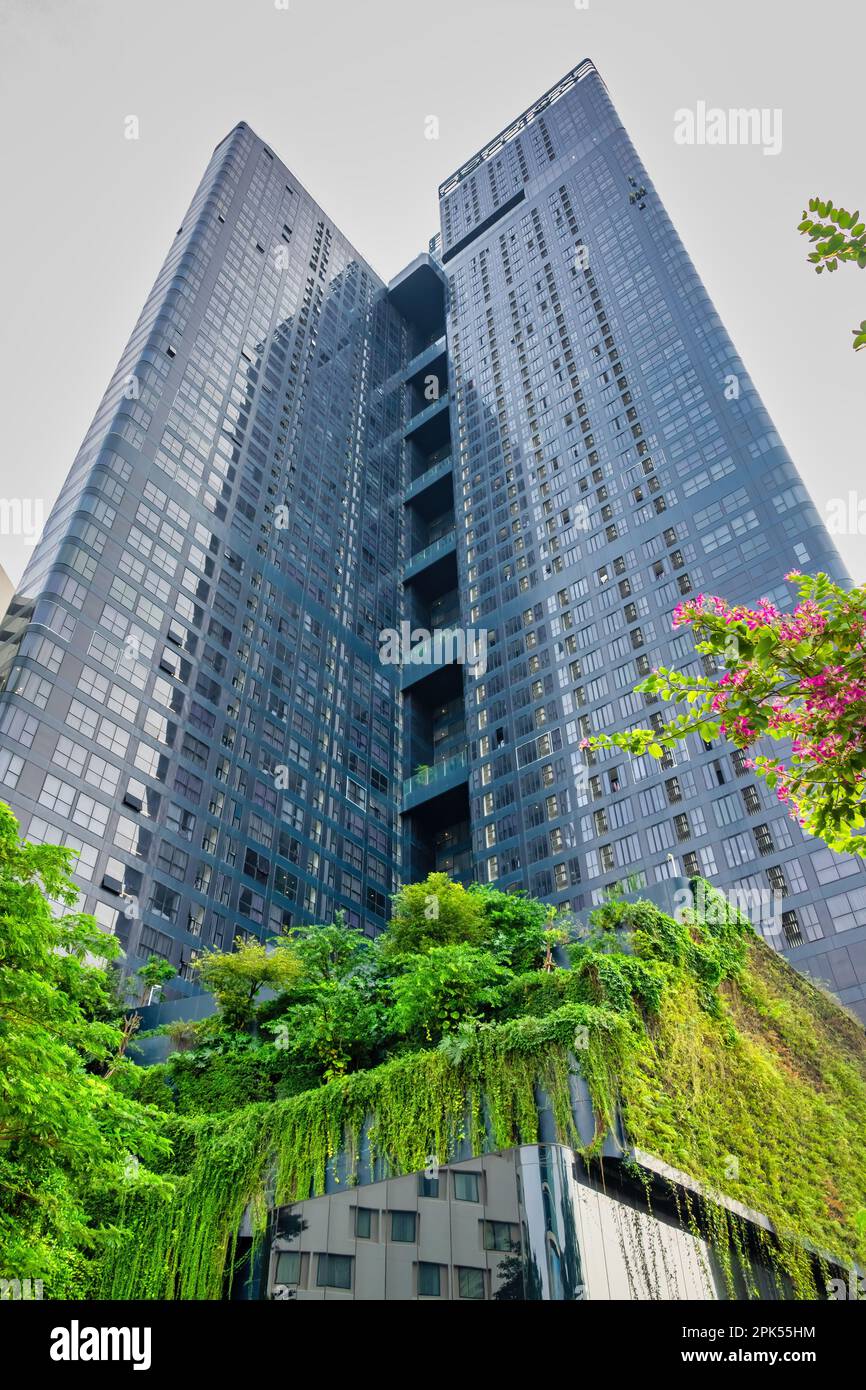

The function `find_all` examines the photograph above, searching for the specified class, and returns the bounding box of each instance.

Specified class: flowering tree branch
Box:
[587,572,866,856]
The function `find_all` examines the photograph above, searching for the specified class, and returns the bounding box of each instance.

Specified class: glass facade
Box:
[0,125,414,990]
[417,60,866,1020]
[0,62,864,1018]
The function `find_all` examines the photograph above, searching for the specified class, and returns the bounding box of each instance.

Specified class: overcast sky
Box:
[0,0,863,584]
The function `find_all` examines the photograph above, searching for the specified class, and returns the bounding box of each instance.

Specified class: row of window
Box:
[274,1250,489,1299]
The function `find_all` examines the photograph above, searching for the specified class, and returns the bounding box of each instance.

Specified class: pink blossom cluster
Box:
[672,592,828,642]
[670,579,866,833]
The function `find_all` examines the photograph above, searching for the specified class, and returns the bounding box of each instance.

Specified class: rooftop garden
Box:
[2,800,865,1300]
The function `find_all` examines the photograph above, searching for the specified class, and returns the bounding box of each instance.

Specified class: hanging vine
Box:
[98,881,866,1300]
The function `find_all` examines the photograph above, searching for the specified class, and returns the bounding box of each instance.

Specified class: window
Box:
[27,817,98,879]
[0,749,24,789]
[38,774,75,816]
[390,1211,417,1243]
[483,1220,515,1252]
[167,803,196,840]
[811,848,860,886]
[453,1171,480,1202]
[157,841,189,881]
[665,777,682,805]
[53,735,87,777]
[150,882,179,923]
[418,1174,440,1198]
[275,1251,300,1285]
[782,910,803,948]
[457,1267,485,1300]
[354,1207,373,1239]
[316,1253,352,1290]
[753,823,775,856]
[418,1262,442,1297]
[827,887,866,934]
[723,833,752,869]
[767,864,788,895]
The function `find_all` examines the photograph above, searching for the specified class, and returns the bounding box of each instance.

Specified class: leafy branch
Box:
[798,196,866,350]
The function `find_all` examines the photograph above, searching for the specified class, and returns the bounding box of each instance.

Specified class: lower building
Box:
[253,1145,819,1302]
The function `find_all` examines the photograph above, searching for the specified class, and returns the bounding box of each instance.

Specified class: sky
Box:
[0,0,863,584]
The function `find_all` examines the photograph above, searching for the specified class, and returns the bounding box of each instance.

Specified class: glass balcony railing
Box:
[403,749,468,800]
[404,455,453,501]
[404,393,449,436]
[404,624,462,666]
[404,528,456,573]
[403,334,447,380]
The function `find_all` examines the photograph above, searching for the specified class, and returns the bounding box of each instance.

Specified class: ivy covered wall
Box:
[98,884,866,1301]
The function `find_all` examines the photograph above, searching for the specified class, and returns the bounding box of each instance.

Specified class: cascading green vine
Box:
[99,880,866,1300]
[100,1003,628,1299]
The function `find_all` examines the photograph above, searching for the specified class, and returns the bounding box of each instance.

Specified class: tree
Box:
[266,982,383,1081]
[797,197,866,351]
[542,927,570,972]
[382,873,555,970]
[193,936,303,1032]
[469,883,553,971]
[134,954,175,1007]
[0,802,168,1294]
[588,572,866,856]
[263,918,384,1080]
[381,874,488,959]
[288,913,373,985]
[390,944,512,1043]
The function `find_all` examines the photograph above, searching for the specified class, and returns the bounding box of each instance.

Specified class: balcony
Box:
[403,455,453,508]
[386,252,447,347]
[402,749,469,811]
[403,392,450,450]
[403,528,456,584]
[402,334,446,385]
[400,636,466,698]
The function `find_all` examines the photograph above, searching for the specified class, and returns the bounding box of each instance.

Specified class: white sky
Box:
[0,0,863,584]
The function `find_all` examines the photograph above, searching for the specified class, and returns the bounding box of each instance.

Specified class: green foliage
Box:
[467,883,552,971]
[0,801,169,1295]
[134,955,175,1005]
[94,872,866,1300]
[193,935,303,1031]
[265,982,384,1081]
[381,873,552,971]
[6,823,865,1303]
[380,874,489,958]
[798,195,866,349]
[164,1019,200,1053]
[287,913,373,984]
[99,1001,630,1299]
[390,944,512,1043]
[258,916,385,1081]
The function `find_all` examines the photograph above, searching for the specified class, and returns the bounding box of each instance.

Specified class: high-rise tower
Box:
[402,60,866,1021]
[1,61,864,1020]
[0,124,421,990]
